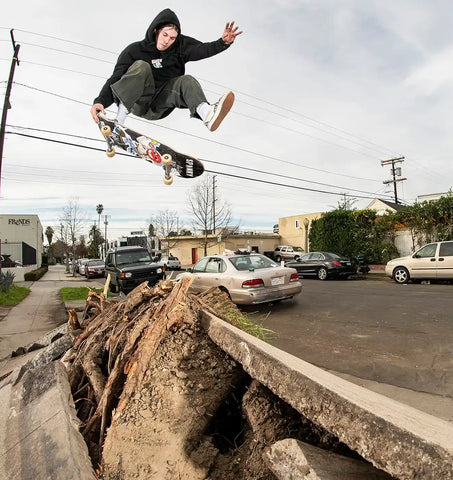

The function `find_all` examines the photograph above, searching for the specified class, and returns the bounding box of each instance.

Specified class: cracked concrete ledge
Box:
[0,360,96,480]
[264,438,392,479]
[200,310,453,480]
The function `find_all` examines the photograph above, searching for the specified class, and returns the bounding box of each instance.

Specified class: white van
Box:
[385,241,453,283]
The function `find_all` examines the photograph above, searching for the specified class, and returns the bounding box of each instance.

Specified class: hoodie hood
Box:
[145,9,181,44]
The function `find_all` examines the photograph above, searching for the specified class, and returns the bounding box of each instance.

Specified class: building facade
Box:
[0,214,43,267]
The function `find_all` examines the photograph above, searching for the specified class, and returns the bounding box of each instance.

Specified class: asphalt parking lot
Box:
[242,277,453,401]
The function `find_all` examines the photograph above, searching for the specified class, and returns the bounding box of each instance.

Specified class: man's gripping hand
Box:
[90,103,105,123]
[222,21,243,44]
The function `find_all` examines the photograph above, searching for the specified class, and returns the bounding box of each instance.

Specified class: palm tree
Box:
[45,226,54,245]
[96,204,104,230]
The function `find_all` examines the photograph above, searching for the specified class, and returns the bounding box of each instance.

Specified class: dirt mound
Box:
[63,278,355,479]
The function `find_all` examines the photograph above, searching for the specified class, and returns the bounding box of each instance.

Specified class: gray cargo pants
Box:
[110,60,207,120]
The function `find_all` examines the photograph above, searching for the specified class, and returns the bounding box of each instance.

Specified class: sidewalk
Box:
[0,265,103,367]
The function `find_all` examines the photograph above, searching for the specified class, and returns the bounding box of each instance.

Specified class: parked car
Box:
[105,246,165,294]
[0,254,21,267]
[74,258,89,273]
[263,245,303,263]
[286,252,357,280]
[385,240,453,284]
[181,253,302,305]
[159,254,181,270]
[78,258,90,276]
[85,259,106,278]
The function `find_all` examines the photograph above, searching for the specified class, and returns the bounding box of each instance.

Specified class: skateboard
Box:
[97,113,204,185]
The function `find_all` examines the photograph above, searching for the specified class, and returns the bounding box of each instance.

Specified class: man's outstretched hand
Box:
[222,21,243,44]
[90,103,105,123]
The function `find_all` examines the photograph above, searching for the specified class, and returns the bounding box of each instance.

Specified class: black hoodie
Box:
[94,9,230,108]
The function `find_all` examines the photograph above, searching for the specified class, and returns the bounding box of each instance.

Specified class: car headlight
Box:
[157,268,163,274]
[125,272,132,278]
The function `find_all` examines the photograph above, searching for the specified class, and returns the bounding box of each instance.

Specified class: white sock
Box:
[196,102,211,121]
[116,103,129,124]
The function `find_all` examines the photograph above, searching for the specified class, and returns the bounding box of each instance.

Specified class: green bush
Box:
[24,266,48,281]
[0,271,15,292]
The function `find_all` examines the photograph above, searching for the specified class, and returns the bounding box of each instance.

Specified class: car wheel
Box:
[393,266,410,284]
[317,267,328,281]
[109,282,117,293]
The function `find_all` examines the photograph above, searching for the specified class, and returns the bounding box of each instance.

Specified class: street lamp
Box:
[303,218,309,253]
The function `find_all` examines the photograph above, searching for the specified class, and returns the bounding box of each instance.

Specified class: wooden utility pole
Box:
[381,157,406,204]
[0,29,21,196]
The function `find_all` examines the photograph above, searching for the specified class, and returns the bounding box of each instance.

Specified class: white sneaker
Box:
[204,91,235,132]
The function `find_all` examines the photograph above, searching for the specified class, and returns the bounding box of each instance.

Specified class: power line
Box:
[5,124,384,194]
[4,129,392,201]
[5,123,381,194]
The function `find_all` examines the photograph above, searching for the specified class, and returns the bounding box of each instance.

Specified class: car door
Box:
[191,257,226,292]
[408,243,439,279]
[297,253,317,275]
[436,241,453,279]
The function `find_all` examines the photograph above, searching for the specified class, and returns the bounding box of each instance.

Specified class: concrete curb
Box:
[201,311,453,480]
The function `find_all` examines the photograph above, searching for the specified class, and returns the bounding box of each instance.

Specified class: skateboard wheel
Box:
[164,176,173,185]
[162,154,172,166]
[101,125,111,137]
[106,148,115,158]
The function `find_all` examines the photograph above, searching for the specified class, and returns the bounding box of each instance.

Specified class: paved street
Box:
[242,277,453,408]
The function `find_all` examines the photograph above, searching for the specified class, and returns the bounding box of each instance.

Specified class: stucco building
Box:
[0,214,43,267]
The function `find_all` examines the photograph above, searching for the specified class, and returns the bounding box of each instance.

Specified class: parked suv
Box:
[105,246,165,294]
[385,240,453,284]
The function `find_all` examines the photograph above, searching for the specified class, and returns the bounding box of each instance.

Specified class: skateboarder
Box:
[90,8,242,132]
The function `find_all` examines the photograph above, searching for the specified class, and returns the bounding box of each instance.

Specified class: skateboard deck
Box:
[97,113,204,185]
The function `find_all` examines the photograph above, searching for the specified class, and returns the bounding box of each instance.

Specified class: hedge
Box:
[24,266,49,281]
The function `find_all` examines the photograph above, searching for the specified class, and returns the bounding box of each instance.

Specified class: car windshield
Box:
[116,251,152,265]
[229,254,278,271]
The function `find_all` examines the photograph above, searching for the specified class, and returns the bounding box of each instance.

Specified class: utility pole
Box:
[104,215,110,259]
[0,29,21,196]
[212,175,217,235]
[381,156,406,204]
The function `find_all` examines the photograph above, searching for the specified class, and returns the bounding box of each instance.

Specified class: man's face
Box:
[156,26,178,51]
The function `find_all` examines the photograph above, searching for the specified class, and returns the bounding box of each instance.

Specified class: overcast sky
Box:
[1,0,453,241]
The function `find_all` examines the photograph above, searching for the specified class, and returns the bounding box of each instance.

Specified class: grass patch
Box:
[206,293,275,341]
[0,285,31,306]
[61,286,113,301]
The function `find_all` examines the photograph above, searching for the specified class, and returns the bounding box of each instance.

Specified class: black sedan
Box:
[285,252,357,280]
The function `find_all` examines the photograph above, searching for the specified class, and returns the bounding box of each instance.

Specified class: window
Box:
[414,243,437,258]
[193,257,209,272]
[439,242,453,257]
[295,220,300,229]
[205,258,224,273]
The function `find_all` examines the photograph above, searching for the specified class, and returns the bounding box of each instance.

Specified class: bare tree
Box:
[150,210,181,255]
[187,174,234,255]
[59,198,86,274]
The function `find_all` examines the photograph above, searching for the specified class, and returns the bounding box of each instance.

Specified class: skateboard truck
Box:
[162,154,173,185]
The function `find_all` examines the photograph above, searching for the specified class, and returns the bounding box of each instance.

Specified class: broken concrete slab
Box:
[264,438,392,479]
[0,361,96,480]
[201,310,453,480]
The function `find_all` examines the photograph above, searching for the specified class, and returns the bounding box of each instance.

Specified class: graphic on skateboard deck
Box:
[97,113,204,185]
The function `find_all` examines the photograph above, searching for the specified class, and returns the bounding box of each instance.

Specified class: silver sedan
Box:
[182,253,302,305]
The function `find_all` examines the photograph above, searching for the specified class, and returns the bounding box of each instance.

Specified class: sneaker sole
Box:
[210,91,235,132]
